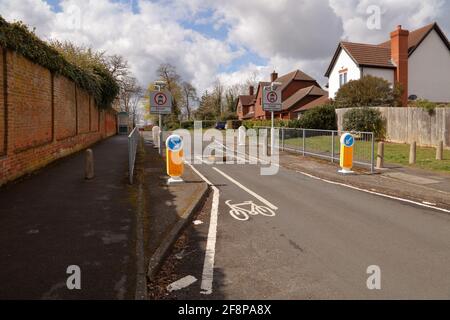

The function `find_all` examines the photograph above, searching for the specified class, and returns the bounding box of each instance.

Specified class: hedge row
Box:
[0,16,118,109]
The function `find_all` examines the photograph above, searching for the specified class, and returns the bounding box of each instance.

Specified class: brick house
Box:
[325,22,450,106]
[237,85,256,120]
[246,70,327,120]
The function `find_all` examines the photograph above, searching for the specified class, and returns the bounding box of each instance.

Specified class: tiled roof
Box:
[292,95,330,113]
[238,94,256,106]
[378,23,434,52]
[242,111,255,119]
[325,22,450,77]
[341,42,395,68]
[282,85,327,111]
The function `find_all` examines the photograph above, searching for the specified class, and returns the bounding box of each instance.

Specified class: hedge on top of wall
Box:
[0,16,119,109]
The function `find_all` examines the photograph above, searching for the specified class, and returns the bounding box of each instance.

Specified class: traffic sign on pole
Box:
[262,87,282,111]
[339,133,354,174]
[150,90,173,115]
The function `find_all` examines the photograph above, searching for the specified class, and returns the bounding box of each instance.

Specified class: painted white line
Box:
[215,142,450,215]
[212,166,278,211]
[185,161,219,295]
[167,275,197,292]
[296,170,450,214]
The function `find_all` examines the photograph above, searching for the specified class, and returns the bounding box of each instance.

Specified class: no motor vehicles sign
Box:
[150,90,173,114]
[262,87,282,111]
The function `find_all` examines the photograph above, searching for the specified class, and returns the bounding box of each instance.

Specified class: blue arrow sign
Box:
[167,135,183,152]
[344,134,354,147]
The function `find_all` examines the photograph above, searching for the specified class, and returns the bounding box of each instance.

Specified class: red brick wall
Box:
[76,87,90,134]
[0,47,117,186]
[54,74,77,140]
[8,51,53,152]
[0,48,5,156]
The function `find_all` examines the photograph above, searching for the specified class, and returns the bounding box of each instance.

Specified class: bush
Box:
[334,75,402,108]
[298,104,337,130]
[343,107,385,139]
[410,99,437,116]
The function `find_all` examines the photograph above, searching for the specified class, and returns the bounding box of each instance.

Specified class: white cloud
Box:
[0,0,448,95]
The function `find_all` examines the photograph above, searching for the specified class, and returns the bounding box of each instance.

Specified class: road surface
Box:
[155,147,450,299]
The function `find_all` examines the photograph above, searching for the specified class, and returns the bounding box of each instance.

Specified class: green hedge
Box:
[0,16,118,109]
[343,107,385,139]
[242,104,337,130]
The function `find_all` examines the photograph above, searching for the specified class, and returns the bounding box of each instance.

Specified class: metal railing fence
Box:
[128,127,140,184]
[255,126,375,172]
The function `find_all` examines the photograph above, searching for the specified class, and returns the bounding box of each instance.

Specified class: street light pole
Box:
[155,83,165,156]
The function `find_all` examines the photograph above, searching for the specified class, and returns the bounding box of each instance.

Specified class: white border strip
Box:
[296,170,450,214]
[185,161,219,295]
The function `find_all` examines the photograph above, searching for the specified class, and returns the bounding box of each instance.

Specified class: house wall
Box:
[254,86,266,119]
[362,67,395,84]
[0,47,117,186]
[408,29,450,102]
[336,107,450,148]
[328,49,361,99]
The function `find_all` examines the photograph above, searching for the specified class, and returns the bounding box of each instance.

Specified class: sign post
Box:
[262,84,282,154]
[339,133,354,174]
[150,87,172,155]
[166,134,184,184]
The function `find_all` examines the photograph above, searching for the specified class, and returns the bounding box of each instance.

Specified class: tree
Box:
[156,63,183,127]
[334,75,403,108]
[181,81,197,120]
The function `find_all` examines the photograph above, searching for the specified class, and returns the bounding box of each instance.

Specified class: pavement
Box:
[138,132,208,284]
[0,135,138,299]
[150,138,450,299]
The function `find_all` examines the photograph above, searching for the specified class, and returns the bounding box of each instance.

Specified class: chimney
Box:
[390,25,409,107]
[249,85,254,96]
[271,70,278,82]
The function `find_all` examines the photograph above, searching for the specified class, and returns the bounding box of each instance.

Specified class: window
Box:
[339,72,348,87]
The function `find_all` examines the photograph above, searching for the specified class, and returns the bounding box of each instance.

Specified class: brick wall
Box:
[0,47,117,186]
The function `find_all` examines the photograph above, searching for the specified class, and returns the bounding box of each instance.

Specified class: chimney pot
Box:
[249,85,254,96]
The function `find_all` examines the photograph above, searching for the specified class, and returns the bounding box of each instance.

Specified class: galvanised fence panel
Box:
[255,126,375,172]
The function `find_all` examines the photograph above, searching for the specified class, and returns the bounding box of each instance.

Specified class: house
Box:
[237,86,256,120]
[243,70,327,120]
[325,22,450,106]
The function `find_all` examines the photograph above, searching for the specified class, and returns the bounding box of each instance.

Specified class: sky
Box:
[0,0,449,94]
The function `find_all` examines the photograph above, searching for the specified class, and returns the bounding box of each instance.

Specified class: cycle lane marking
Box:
[212,166,278,211]
[185,161,219,295]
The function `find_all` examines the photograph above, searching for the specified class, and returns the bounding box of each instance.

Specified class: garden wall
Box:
[336,107,450,148]
[0,47,117,186]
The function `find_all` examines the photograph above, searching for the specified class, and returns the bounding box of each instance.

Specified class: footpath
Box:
[0,135,138,299]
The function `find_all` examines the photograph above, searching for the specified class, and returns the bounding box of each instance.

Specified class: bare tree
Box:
[181,81,197,120]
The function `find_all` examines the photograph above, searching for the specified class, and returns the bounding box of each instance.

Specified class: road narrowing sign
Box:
[262,87,282,111]
[150,90,173,115]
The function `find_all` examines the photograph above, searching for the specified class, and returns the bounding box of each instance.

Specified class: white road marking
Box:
[296,170,450,214]
[185,161,219,295]
[216,141,450,214]
[167,275,197,292]
[212,167,278,210]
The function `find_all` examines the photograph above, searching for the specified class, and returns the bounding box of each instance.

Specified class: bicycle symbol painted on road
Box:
[225,200,276,221]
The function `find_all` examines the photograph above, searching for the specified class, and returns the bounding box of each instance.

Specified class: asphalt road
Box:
[157,150,450,299]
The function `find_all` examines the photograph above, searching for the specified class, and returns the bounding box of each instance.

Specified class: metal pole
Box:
[331,131,335,163]
[302,129,306,156]
[281,127,285,151]
[370,133,375,173]
[159,114,163,156]
[271,111,274,155]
